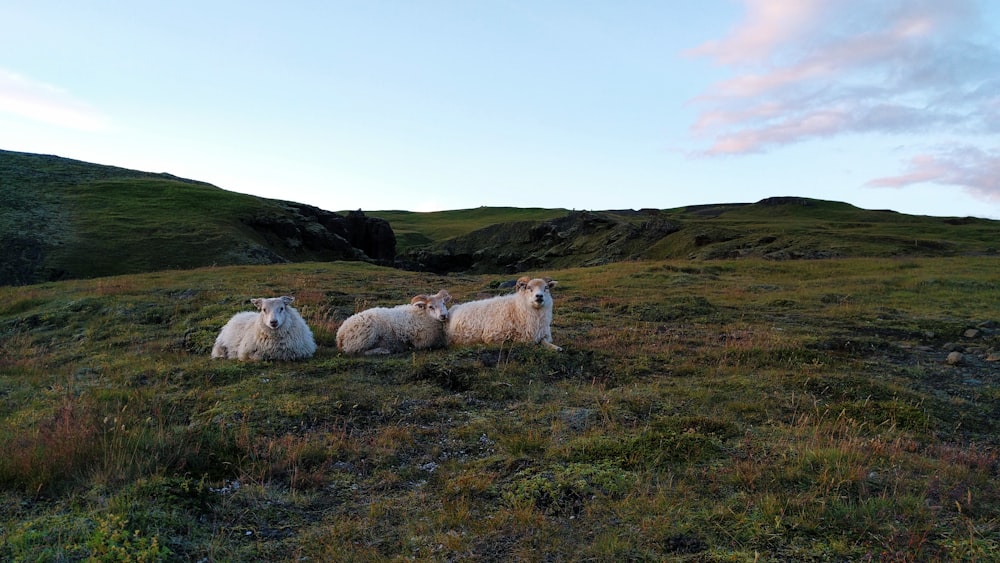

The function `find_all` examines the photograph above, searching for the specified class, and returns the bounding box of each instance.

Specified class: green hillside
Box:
[5,150,1000,286]
[393,198,1000,273]
[0,150,392,286]
[2,258,998,560]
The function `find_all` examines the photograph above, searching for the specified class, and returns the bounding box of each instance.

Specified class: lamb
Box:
[211,296,316,361]
[446,276,561,351]
[336,290,452,355]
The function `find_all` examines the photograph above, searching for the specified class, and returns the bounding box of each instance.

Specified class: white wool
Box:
[446,277,561,351]
[336,290,451,355]
[211,296,316,361]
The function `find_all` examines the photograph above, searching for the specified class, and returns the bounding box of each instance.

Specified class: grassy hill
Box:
[5,150,1000,285]
[2,258,998,560]
[0,150,392,286]
[390,198,1000,273]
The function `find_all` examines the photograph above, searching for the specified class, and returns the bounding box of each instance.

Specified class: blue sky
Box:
[2,1,999,217]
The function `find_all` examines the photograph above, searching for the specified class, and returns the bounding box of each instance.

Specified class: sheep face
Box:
[411,289,451,322]
[516,277,557,310]
[251,296,295,330]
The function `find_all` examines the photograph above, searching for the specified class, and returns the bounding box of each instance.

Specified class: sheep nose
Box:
[269,320,279,328]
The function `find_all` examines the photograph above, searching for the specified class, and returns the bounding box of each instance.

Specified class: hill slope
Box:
[393,198,1000,273]
[5,150,999,284]
[0,150,395,285]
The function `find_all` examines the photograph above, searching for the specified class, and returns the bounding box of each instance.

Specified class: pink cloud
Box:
[684,0,831,65]
[686,0,995,153]
[868,146,1000,202]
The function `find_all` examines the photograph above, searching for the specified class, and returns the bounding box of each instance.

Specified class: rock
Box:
[946,351,964,365]
[964,329,981,338]
[986,353,1000,362]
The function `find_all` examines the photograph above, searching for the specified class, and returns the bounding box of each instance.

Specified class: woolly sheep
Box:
[336,290,452,355]
[446,276,561,351]
[211,296,316,361]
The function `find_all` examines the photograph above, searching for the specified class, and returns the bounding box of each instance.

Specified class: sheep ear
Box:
[516,277,530,290]
[545,279,558,289]
[281,296,295,304]
[411,295,428,307]
[436,289,452,302]
[250,298,262,308]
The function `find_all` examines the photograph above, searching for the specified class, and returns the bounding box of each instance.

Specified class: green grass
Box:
[52,178,280,278]
[359,207,569,252]
[1,149,393,285]
[1,258,999,560]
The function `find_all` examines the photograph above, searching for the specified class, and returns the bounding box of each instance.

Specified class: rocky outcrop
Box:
[345,209,396,264]
[243,205,396,266]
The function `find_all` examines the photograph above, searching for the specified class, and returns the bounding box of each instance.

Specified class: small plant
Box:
[503,462,635,517]
[85,513,171,562]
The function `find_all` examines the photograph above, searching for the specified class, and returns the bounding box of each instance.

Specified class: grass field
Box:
[1,258,998,561]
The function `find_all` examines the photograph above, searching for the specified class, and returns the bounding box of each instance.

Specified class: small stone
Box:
[986,353,1000,362]
[946,351,963,365]
[964,329,981,339]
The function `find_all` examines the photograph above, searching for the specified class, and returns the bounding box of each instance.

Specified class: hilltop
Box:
[3,149,999,286]
[0,149,395,286]
[388,198,1000,273]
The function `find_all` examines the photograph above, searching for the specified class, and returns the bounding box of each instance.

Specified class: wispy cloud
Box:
[0,68,110,132]
[685,0,1000,201]
[868,146,1000,203]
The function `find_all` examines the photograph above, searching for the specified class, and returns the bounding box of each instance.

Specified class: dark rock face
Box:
[345,209,397,264]
[243,205,396,266]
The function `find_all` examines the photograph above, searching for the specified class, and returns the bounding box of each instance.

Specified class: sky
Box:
[2,1,999,218]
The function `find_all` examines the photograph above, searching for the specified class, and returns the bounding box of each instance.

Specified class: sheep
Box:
[211,296,316,361]
[446,276,561,351]
[336,290,452,355]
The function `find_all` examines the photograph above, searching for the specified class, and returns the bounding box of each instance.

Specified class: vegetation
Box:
[0,150,389,286]
[393,199,1000,273]
[2,258,998,561]
[367,208,568,252]
[6,150,999,285]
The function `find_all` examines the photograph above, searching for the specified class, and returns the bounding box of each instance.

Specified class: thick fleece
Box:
[212,296,316,361]
[336,290,451,355]
[446,277,561,351]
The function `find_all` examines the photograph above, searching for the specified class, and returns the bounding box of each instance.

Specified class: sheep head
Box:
[251,296,295,330]
[517,277,557,309]
[411,290,451,322]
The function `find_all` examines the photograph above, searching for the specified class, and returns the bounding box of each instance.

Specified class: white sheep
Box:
[211,296,316,361]
[336,290,452,355]
[446,276,561,351]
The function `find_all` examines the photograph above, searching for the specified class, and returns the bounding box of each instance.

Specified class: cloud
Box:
[867,145,1000,202]
[685,0,831,66]
[0,68,110,132]
[686,0,999,155]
